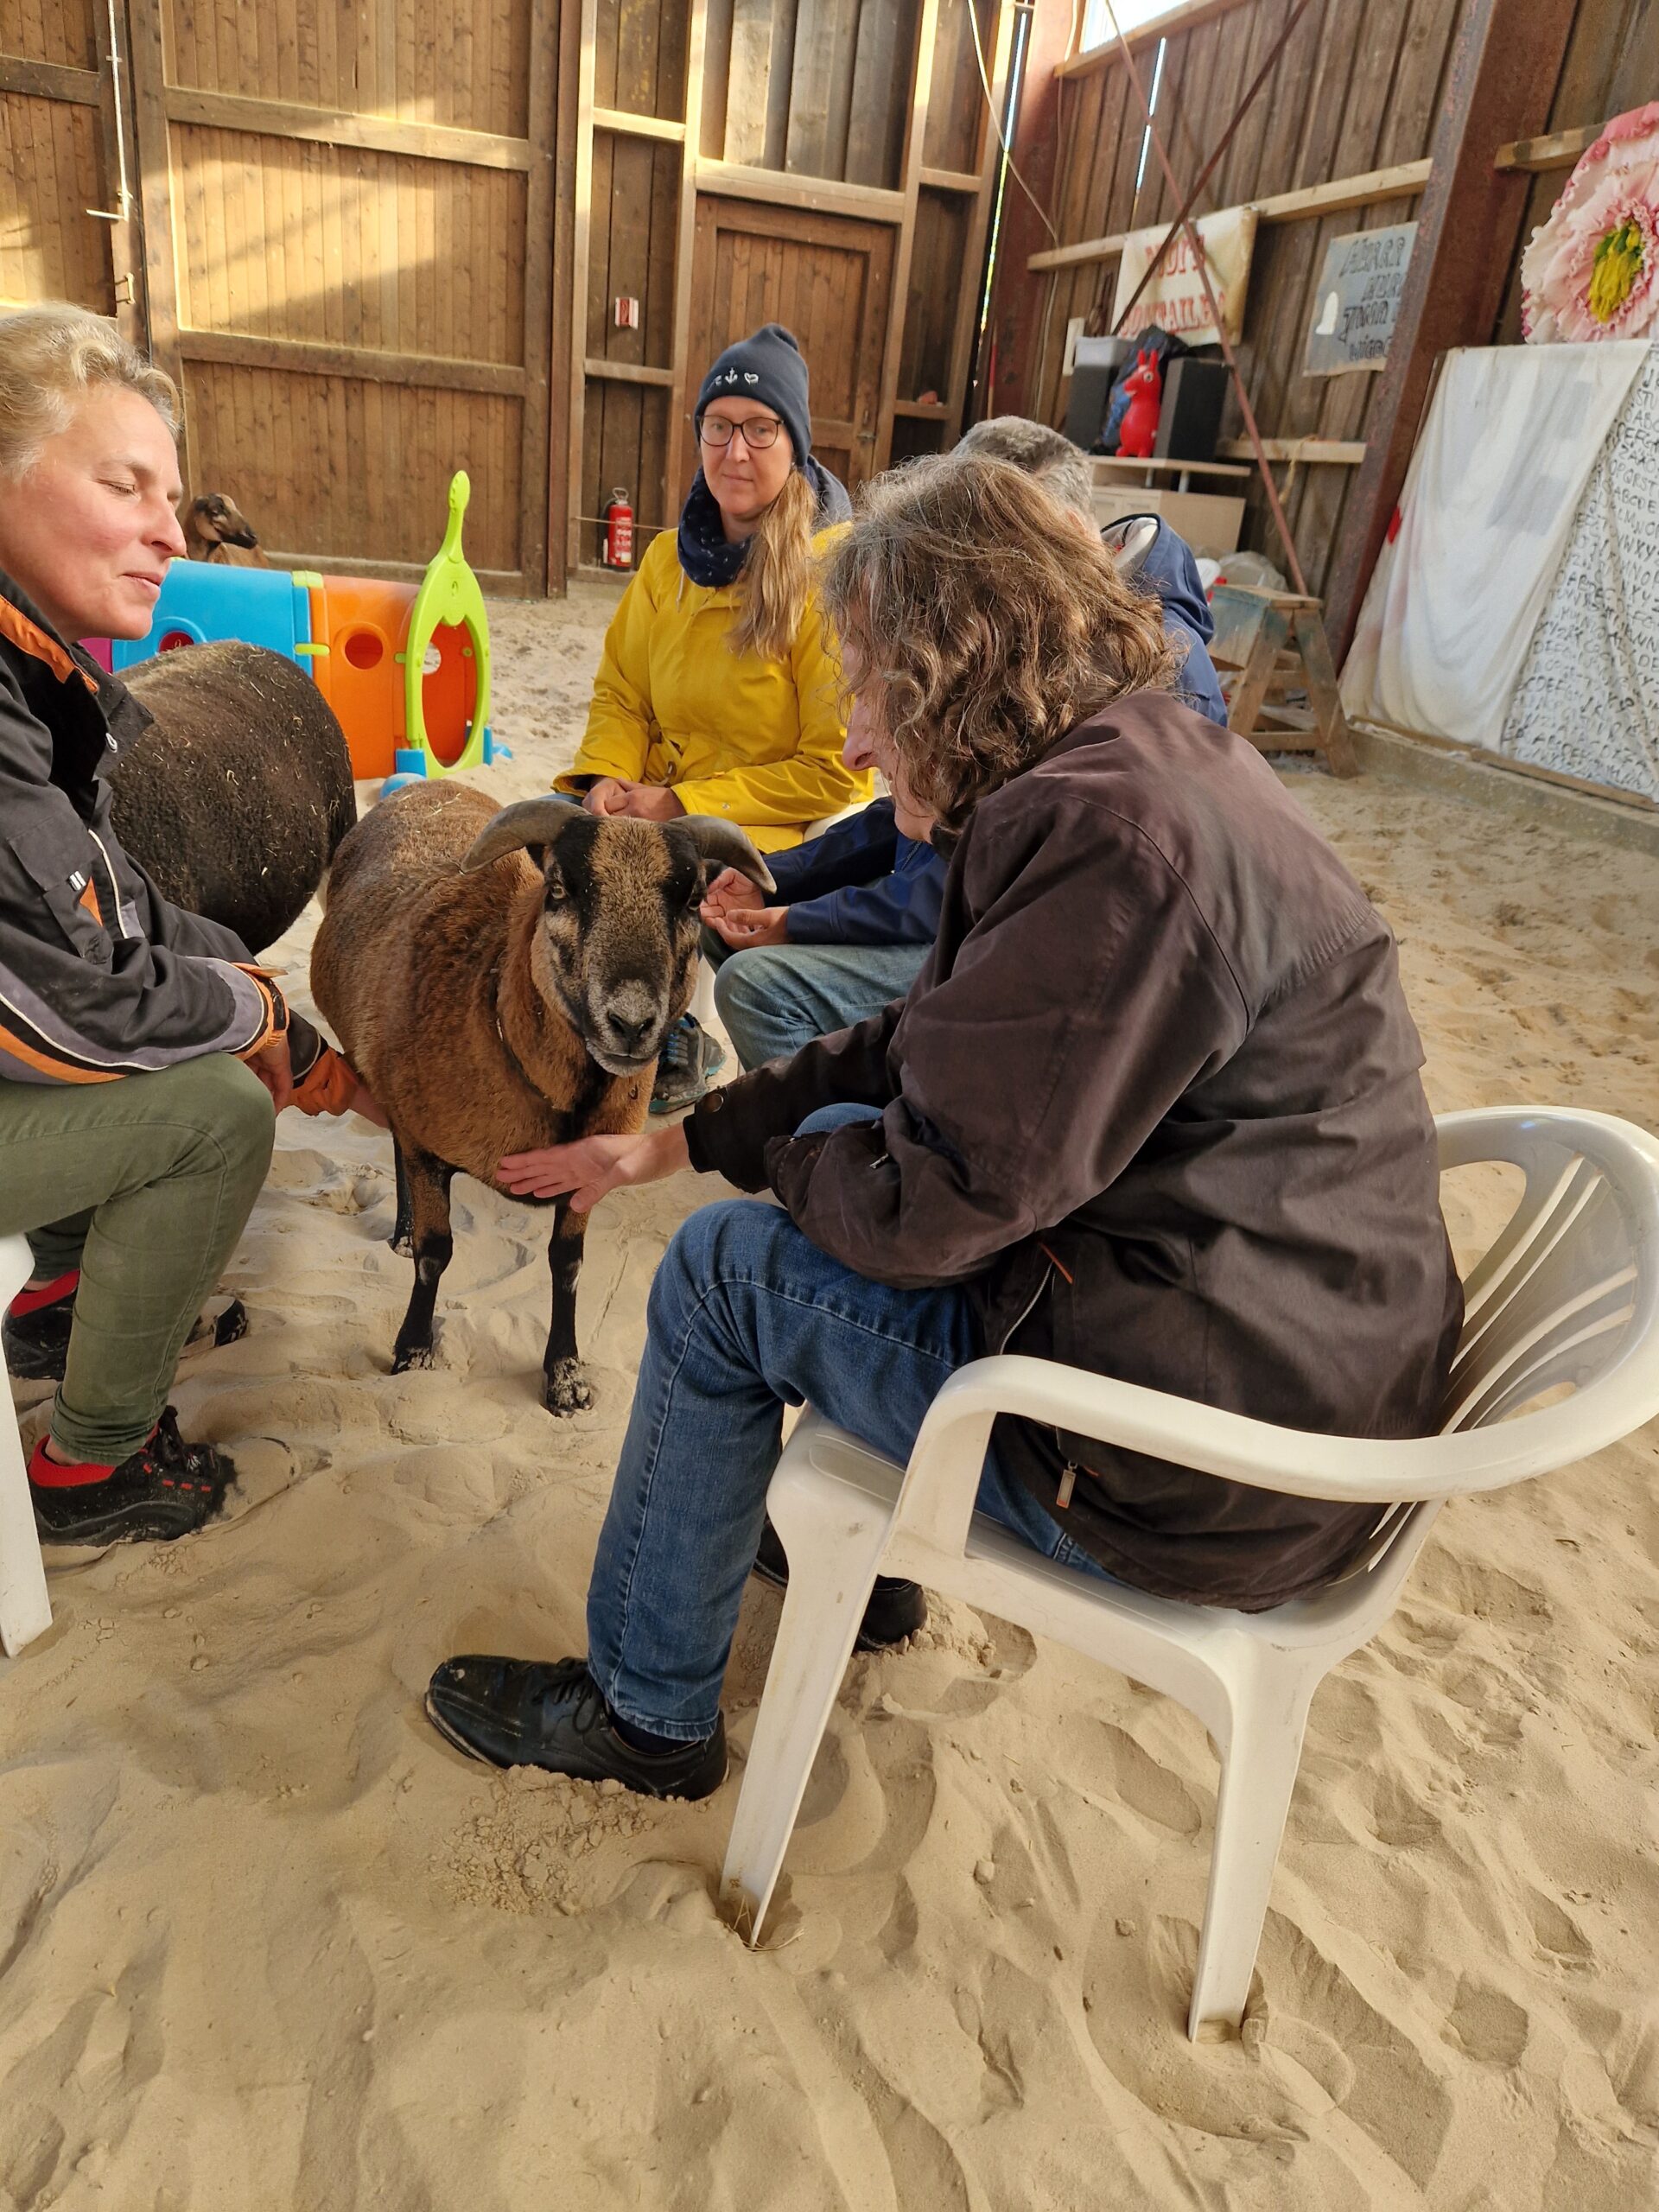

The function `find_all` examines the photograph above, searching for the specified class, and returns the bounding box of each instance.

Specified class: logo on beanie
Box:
[744,373,759,384]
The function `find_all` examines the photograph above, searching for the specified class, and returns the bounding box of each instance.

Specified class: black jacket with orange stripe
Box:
[0,566,350,1109]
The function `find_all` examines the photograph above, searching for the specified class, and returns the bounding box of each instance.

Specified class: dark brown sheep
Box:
[110,641,356,955]
[310,785,772,1414]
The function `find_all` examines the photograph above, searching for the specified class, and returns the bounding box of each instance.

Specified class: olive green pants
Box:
[0,1056,274,1465]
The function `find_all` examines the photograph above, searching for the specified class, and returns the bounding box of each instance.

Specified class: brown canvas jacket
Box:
[686,691,1463,1611]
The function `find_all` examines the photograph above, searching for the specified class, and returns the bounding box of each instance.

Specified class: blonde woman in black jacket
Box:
[0,303,378,1545]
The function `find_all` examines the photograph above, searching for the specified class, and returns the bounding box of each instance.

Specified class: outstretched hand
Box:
[499,1123,691,1212]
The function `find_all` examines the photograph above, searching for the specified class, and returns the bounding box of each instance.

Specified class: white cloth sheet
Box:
[1499,346,1659,800]
[1341,340,1649,749]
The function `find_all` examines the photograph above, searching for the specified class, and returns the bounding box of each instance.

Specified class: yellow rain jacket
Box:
[557,526,869,852]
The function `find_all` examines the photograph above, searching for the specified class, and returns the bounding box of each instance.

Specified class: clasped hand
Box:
[583,778,685,823]
[699,865,788,949]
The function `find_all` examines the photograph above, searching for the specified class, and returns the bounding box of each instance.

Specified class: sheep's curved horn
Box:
[676,815,776,896]
[461,792,586,872]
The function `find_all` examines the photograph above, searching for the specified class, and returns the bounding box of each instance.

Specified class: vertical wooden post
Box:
[1324,0,1580,664]
[92,0,143,347]
[943,0,1017,437]
[564,0,598,575]
[874,0,940,472]
[123,0,189,490]
[520,0,559,595]
[546,0,582,594]
[980,0,1071,423]
[664,0,711,514]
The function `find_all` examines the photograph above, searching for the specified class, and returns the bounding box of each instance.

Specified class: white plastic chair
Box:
[0,1233,53,1657]
[721,1108,1659,2037]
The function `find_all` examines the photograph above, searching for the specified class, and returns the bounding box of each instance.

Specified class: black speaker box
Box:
[1063,336,1133,450]
[1153,358,1229,462]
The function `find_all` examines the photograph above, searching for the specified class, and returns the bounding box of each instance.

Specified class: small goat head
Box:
[462,797,775,1077]
[188,492,261,550]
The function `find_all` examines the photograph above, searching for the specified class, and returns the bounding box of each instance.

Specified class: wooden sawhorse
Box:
[1207,585,1359,779]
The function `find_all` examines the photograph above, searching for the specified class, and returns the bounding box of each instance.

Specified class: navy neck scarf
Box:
[676,456,851,589]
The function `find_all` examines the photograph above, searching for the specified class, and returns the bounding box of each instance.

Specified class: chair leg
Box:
[0,1236,52,1658]
[719,1475,892,1945]
[1185,1663,1319,2039]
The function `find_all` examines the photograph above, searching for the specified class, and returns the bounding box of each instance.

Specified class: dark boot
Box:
[753,1517,927,1650]
[425,1656,728,1801]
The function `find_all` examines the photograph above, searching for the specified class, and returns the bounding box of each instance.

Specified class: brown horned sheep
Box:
[309,785,773,1414]
[110,641,357,954]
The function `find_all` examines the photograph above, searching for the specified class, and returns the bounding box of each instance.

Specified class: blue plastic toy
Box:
[111,565,315,672]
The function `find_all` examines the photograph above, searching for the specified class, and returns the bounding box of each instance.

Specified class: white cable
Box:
[965,0,1058,244]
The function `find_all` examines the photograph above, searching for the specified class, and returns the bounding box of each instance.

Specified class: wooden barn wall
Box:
[1016,0,1471,600]
[580,0,690,555]
[578,0,1004,568]
[0,0,132,325]
[156,0,554,588]
[1493,0,1659,341]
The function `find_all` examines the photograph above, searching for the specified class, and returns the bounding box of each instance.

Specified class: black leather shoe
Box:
[424,1656,728,1801]
[753,1518,927,1650]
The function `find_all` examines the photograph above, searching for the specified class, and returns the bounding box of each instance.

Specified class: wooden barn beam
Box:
[980,0,1073,424]
[162,87,534,172]
[0,56,104,105]
[564,0,598,575]
[546,0,582,593]
[693,158,906,222]
[874,0,940,472]
[1027,160,1434,272]
[123,0,188,490]
[943,1,1017,439]
[663,3,710,520]
[1495,124,1598,174]
[1325,0,1580,665]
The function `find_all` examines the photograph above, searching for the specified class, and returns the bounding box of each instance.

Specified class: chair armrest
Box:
[890,1353,1616,1564]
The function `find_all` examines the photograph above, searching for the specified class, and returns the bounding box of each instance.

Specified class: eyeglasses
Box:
[697,414,783,451]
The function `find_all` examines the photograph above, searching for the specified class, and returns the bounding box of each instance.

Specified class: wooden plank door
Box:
[124,0,559,594]
[680,194,894,504]
[0,0,143,340]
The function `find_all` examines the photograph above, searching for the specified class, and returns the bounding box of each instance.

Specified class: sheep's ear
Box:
[461,792,587,874]
[675,815,776,897]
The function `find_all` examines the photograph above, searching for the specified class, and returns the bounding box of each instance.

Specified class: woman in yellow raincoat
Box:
[558,324,870,1109]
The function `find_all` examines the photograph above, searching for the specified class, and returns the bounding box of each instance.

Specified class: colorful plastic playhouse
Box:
[109,564,316,673]
[98,473,495,785]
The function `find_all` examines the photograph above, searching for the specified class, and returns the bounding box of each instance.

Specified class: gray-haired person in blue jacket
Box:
[697,416,1228,1077]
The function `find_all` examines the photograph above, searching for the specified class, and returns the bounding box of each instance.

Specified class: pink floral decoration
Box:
[1522,101,1659,344]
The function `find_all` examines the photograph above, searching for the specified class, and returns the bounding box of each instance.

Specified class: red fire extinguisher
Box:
[602,487,633,569]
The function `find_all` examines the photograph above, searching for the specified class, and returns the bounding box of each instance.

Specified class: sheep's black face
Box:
[531,815,704,1077]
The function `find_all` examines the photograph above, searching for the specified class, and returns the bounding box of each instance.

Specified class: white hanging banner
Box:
[1111,206,1258,347]
[1340,340,1649,750]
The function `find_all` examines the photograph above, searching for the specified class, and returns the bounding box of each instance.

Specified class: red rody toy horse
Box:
[1116,349,1163,459]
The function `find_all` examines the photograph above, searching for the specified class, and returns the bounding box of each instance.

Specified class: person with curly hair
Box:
[422,453,1460,1802]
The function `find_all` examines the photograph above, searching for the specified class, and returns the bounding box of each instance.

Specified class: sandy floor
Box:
[3,584,1657,2211]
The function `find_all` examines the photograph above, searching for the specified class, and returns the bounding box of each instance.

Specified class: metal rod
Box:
[1107,0,1314,338]
[1100,3,1310,596]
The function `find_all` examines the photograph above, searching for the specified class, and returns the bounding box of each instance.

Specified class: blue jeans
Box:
[708,937,930,1071]
[585,1105,1103,1740]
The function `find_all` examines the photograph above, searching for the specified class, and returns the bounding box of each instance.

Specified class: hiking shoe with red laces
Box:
[3,1273,248,1384]
[28,1408,237,1544]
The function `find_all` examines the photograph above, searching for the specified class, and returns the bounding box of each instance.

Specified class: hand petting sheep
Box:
[310,785,773,1414]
